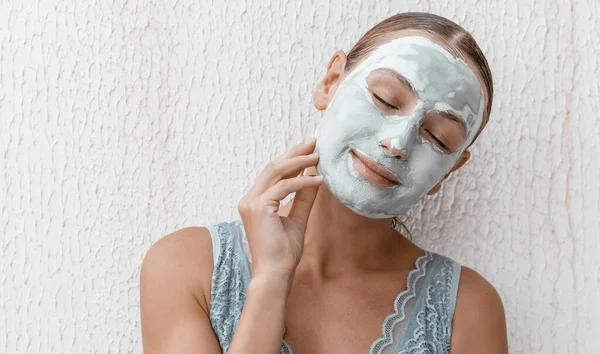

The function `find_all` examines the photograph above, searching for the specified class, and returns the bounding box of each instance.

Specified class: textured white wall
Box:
[1,0,598,353]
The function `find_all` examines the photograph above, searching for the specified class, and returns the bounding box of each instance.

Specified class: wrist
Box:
[252,261,296,283]
[250,271,295,297]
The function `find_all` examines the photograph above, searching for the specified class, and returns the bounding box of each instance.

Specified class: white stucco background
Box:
[1,0,599,353]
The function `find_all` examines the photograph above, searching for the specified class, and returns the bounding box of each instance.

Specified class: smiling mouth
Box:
[350,149,401,188]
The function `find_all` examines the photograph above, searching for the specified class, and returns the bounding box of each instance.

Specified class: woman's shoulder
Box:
[140,220,251,331]
[399,249,506,352]
[453,264,505,322]
[143,225,216,272]
[450,264,508,352]
[420,251,503,316]
[141,226,216,312]
[142,219,250,275]
[142,220,248,274]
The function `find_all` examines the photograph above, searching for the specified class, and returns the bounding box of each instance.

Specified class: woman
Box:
[140,12,508,354]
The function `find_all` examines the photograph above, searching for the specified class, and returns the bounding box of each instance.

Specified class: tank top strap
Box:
[391,252,462,353]
[206,220,462,354]
[425,252,462,330]
[206,220,252,352]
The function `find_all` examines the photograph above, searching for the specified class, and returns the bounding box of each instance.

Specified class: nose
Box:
[379,114,421,160]
[379,138,407,160]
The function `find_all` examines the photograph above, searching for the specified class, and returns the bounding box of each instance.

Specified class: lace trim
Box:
[369,251,433,354]
[209,221,456,354]
[399,259,456,354]
[281,340,293,354]
[230,220,252,263]
[209,223,248,353]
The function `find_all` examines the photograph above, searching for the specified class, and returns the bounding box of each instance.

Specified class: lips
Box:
[350,149,401,187]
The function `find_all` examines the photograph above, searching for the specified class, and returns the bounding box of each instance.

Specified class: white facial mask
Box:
[314,36,485,218]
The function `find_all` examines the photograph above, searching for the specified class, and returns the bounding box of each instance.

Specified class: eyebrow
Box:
[433,111,467,130]
[375,68,469,129]
[378,68,415,92]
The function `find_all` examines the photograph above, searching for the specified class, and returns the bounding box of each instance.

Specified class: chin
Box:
[345,203,401,219]
[318,172,411,219]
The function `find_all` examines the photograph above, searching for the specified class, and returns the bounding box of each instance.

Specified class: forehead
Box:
[348,36,484,127]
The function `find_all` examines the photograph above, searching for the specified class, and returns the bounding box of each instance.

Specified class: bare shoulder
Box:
[140,226,215,313]
[450,266,508,354]
[140,226,222,353]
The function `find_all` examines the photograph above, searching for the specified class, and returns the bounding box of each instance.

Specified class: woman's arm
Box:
[227,274,292,352]
[140,227,294,354]
[140,227,221,353]
[450,267,509,354]
[141,139,321,353]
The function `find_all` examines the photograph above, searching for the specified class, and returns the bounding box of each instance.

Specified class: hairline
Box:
[344,29,491,140]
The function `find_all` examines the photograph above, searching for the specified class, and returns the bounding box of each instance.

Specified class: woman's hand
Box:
[237,138,323,281]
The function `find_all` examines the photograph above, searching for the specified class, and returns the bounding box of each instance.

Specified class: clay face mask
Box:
[314,35,485,218]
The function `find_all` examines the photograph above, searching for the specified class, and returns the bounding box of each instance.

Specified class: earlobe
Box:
[313,50,347,111]
[453,150,471,171]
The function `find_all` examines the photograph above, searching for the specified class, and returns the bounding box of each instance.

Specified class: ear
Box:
[313,50,347,111]
[427,150,471,195]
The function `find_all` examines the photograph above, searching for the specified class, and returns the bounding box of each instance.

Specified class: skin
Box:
[140,29,508,354]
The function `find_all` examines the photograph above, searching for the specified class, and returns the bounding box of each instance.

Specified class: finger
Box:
[260,175,324,204]
[249,153,320,197]
[274,138,317,162]
[287,174,321,231]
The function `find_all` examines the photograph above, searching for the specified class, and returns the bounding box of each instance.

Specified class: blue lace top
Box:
[207,220,462,354]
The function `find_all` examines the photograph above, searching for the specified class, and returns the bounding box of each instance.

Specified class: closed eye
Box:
[425,129,450,151]
[372,92,397,110]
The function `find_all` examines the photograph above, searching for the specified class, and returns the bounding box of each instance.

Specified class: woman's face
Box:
[314,35,485,218]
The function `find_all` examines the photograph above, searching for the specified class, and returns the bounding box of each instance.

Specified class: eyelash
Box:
[425,129,449,151]
[371,91,452,152]
[372,92,397,110]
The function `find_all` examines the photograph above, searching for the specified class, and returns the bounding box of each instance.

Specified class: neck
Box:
[281,184,408,278]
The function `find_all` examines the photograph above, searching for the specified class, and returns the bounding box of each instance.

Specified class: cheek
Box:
[408,146,458,186]
[320,83,385,139]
